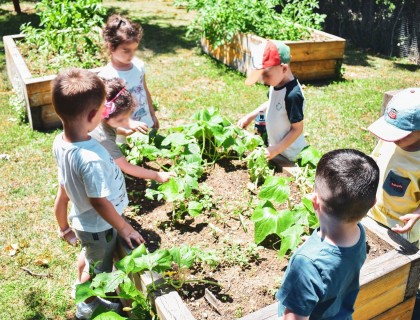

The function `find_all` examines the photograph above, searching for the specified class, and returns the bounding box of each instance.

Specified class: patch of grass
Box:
[1,1,420,319]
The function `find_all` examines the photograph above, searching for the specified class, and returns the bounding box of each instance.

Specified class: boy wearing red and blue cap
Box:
[368,88,420,245]
[238,40,307,166]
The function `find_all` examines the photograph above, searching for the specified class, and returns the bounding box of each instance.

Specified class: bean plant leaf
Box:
[75,281,105,304]
[115,244,148,273]
[278,225,304,258]
[251,204,295,244]
[132,249,172,273]
[188,201,203,217]
[93,311,127,320]
[162,132,190,146]
[91,270,127,294]
[298,146,322,167]
[169,246,198,269]
[158,178,184,202]
[258,176,291,204]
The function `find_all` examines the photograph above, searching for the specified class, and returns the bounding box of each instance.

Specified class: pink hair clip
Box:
[102,87,126,119]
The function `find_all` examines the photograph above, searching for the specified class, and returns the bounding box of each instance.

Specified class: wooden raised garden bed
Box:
[116,169,420,319]
[201,30,346,81]
[3,34,102,131]
[239,217,420,320]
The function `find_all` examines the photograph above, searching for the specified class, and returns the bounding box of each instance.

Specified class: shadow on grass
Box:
[343,45,372,67]
[393,62,420,72]
[0,9,39,39]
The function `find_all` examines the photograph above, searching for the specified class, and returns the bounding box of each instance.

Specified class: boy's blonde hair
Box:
[52,68,106,121]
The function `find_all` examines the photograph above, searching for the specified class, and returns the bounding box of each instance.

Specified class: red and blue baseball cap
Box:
[368,88,420,142]
[245,40,291,86]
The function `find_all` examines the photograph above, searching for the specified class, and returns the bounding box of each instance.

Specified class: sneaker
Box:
[76,297,121,319]
[71,280,81,300]
[97,297,121,312]
[76,299,100,319]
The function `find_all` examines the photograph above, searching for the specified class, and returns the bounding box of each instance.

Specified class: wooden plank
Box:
[3,35,32,81]
[357,262,409,304]
[239,302,277,320]
[371,296,415,320]
[115,239,196,320]
[359,250,410,286]
[354,282,407,320]
[29,90,52,107]
[155,291,196,320]
[40,104,62,130]
[362,217,420,255]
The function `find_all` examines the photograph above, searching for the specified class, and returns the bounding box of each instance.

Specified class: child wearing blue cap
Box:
[237,40,307,166]
[368,88,420,245]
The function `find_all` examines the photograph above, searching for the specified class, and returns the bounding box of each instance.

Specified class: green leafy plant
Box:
[124,108,264,220]
[76,244,219,319]
[251,176,318,258]
[246,146,274,184]
[174,0,326,47]
[19,0,107,75]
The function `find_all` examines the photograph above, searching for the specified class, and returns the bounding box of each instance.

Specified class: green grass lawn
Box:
[1,1,420,319]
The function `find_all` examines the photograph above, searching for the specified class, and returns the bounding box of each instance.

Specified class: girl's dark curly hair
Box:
[102,77,135,118]
[102,15,143,51]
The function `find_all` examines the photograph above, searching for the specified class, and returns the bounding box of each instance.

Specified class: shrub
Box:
[174,0,326,47]
[19,0,107,75]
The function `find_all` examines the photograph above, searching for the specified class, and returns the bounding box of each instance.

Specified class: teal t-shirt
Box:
[276,223,366,319]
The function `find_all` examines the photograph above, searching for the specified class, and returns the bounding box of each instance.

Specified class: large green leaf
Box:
[158,178,184,202]
[251,204,295,244]
[132,249,172,273]
[91,270,127,294]
[298,146,322,167]
[75,281,105,304]
[115,244,148,273]
[258,176,291,204]
[93,311,127,320]
[169,246,198,269]
[188,201,203,217]
[162,132,190,147]
[278,225,304,258]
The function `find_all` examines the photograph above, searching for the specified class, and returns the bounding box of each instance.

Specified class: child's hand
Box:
[265,146,276,160]
[129,120,148,134]
[58,227,78,246]
[155,171,176,183]
[118,223,145,249]
[237,115,252,129]
[391,213,420,234]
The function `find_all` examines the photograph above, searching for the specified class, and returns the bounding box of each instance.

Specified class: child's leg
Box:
[77,249,90,283]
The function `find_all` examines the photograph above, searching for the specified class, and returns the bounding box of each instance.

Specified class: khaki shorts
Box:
[75,228,117,274]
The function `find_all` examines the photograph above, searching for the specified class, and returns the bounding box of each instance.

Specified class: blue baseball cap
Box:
[368,88,420,142]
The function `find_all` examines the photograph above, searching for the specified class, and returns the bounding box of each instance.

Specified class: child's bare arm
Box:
[391,204,420,234]
[89,197,145,249]
[237,101,268,129]
[143,75,159,129]
[54,185,77,246]
[265,120,304,160]
[115,156,175,183]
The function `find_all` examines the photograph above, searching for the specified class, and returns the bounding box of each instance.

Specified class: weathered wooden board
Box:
[3,35,103,130]
[201,29,346,81]
[115,240,196,320]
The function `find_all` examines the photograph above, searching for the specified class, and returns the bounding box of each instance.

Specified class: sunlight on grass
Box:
[1,1,420,319]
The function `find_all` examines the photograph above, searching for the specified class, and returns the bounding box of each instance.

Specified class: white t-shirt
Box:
[98,57,154,127]
[266,79,307,161]
[53,133,128,232]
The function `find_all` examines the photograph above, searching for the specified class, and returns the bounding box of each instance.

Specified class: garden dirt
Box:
[125,160,393,320]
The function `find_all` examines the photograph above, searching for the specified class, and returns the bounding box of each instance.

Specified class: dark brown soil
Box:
[125,159,393,320]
